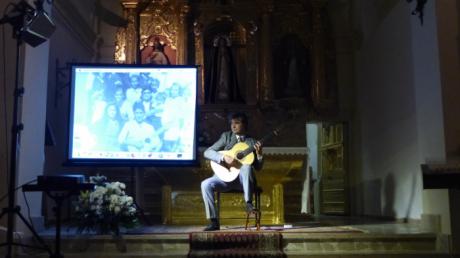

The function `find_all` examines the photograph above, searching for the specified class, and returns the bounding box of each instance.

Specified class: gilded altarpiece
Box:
[319,123,348,214]
[158,149,306,225]
[113,0,340,225]
[115,0,189,65]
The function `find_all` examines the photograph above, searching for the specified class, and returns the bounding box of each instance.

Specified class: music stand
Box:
[0,1,54,257]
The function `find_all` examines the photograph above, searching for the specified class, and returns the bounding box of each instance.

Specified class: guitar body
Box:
[210,142,255,182]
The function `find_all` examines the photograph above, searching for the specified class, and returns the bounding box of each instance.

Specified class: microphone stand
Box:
[0,1,52,257]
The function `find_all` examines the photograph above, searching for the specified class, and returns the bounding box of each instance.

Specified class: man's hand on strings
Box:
[254,141,263,159]
[223,155,235,165]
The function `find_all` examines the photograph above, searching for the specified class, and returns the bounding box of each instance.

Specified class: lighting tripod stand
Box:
[0,0,55,257]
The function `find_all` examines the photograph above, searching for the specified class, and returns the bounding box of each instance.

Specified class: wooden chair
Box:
[216,186,263,230]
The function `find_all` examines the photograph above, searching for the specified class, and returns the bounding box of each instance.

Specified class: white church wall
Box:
[93,0,123,63]
[435,1,460,162]
[410,2,446,165]
[15,40,52,233]
[352,0,445,219]
[306,123,320,216]
[44,0,123,175]
[44,1,96,175]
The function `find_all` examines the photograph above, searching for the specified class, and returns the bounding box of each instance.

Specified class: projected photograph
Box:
[68,65,197,164]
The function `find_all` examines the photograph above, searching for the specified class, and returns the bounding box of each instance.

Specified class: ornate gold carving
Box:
[114,28,126,63]
[260,9,273,103]
[220,194,246,208]
[162,185,172,224]
[193,21,203,37]
[272,3,311,47]
[247,21,258,36]
[273,184,284,224]
[193,5,261,104]
[180,4,190,24]
[262,1,274,13]
[173,193,205,210]
[140,8,179,50]
[321,123,343,146]
[121,1,138,9]
[311,0,327,33]
[115,5,137,64]
[115,0,188,64]
[158,150,306,225]
[261,194,271,208]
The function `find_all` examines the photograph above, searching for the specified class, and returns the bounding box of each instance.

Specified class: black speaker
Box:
[21,10,55,47]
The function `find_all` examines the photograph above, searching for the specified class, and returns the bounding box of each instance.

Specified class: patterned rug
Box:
[124,223,366,234]
[251,225,366,233]
[188,231,285,258]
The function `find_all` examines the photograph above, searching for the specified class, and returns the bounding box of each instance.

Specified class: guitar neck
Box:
[239,130,277,157]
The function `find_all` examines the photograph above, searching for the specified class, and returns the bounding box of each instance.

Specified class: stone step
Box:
[11,232,450,258]
[283,232,449,257]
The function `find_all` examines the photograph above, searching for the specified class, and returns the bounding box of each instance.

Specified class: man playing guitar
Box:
[201,112,263,231]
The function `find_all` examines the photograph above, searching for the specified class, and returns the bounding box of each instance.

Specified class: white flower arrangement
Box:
[75,175,139,235]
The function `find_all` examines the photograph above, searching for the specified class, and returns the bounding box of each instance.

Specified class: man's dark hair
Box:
[132,101,145,112]
[229,112,248,127]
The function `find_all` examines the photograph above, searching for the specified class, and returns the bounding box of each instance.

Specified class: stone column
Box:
[121,1,138,64]
[310,0,328,110]
[259,4,274,104]
[178,3,190,65]
[244,20,259,105]
[194,21,205,104]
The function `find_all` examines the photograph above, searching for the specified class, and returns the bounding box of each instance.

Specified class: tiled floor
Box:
[4,216,449,258]
[38,215,433,236]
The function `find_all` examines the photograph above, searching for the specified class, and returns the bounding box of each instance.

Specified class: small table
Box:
[23,183,94,258]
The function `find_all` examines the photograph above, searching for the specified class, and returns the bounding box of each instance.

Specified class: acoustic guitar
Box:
[210,126,283,182]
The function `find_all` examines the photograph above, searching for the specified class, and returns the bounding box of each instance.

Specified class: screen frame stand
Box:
[0,1,53,257]
[130,1,157,225]
[131,167,151,225]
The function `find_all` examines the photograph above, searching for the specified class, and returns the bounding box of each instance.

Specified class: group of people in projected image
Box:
[83,71,194,155]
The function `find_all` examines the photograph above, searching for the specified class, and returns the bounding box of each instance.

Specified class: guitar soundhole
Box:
[220,160,242,170]
[236,152,245,159]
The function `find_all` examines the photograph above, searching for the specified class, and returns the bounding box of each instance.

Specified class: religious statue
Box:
[205,35,243,103]
[284,45,304,97]
[274,35,310,101]
[147,37,171,65]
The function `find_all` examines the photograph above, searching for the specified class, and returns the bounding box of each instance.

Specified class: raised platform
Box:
[5,217,453,258]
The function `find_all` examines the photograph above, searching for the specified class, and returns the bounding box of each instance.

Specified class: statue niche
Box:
[273,35,311,102]
[141,35,175,65]
[204,21,246,104]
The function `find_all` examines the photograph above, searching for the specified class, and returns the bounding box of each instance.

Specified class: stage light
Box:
[0,0,55,47]
[21,5,56,47]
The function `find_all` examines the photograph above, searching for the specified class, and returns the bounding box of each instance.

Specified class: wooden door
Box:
[319,123,348,215]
